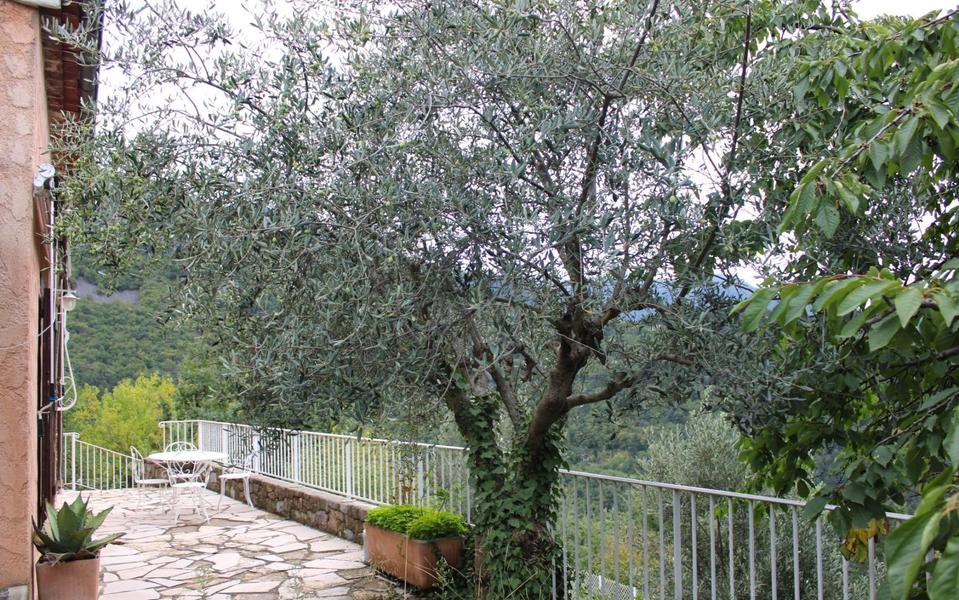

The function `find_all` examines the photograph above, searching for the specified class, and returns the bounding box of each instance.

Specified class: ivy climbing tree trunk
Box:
[448,387,567,599]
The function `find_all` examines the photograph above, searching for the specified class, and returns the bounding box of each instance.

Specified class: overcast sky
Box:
[854,0,955,18]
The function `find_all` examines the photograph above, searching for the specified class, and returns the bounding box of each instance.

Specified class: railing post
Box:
[198,422,205,451]
[292,435,301,483]
[673,490,682,600]
[344,440,354,498]
[221,427,230,461]
[416,455,425,504]
[252,432,261,473]
[70,433,77,491]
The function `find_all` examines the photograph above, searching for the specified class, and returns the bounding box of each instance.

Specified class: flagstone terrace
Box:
[62,488,406,600]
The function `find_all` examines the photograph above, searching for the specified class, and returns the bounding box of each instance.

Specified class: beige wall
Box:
[0,0,49,590]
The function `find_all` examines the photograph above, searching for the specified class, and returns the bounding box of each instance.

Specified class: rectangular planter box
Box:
[364,523,464,589]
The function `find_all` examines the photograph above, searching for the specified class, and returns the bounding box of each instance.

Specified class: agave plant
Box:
[32,496,124,565]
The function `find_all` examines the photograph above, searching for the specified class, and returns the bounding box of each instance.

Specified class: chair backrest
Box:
[164,441,197,452]
[195,460,212,482]
[130,446,144,480]
[162,459,186,481]
[162,457,210,482]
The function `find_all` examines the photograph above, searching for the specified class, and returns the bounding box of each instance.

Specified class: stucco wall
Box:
[0,0,48,590]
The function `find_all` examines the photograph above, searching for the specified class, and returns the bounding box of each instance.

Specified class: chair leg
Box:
[243,477,253,508]
[218,478,226,511]
[196,486,210,522]
[172,493,181,526]
[171,485,181,522]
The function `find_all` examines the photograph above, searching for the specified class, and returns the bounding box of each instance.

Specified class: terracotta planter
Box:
[365,523,463,589]
[35,557,100,600]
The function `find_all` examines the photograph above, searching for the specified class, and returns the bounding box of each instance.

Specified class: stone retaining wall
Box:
[144,461,374,543]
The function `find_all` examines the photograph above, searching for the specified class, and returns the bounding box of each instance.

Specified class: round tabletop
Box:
[146,450,228,463]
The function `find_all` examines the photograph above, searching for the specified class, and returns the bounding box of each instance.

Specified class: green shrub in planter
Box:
[366,505,426,535]
[366,504,469,589]
[407,511,468,540]
[366,504,467,540]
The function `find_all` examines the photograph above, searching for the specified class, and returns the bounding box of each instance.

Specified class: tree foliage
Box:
[733,9,959,599]
[65,373,176,454]
[57,0,867,596]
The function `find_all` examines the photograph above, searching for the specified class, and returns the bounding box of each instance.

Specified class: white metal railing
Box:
[61,432,138,491]
[557,470,909,600]
[159,419,908,600]
[159,419,472,518]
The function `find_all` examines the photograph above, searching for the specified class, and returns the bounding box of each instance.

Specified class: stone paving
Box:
[61,489,405,599]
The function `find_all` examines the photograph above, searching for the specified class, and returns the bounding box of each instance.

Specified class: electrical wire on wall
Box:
[55,314,78,413]
[33,163,79,417]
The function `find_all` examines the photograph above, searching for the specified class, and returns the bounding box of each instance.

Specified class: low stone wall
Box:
[144,461,374,543]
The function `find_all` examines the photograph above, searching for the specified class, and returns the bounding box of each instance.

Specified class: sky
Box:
[854,0,955,18]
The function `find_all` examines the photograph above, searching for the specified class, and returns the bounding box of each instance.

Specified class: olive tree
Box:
[59,0,837,596]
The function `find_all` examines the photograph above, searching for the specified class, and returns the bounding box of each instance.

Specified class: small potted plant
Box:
[364,504,468,589]
[32,496,124,600]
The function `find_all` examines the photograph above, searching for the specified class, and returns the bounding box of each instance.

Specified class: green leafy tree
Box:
[65,373,176,453]
[56,1,847,596]
[563,399,688,477]
[733,9,959,599]
[172,354,239,422]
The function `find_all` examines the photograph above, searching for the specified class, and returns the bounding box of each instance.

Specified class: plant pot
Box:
[365,523,463,589]
[35,557,100,600]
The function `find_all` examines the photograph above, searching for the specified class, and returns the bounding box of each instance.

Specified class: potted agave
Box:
[364,504,467,589]
[32,496,124,600]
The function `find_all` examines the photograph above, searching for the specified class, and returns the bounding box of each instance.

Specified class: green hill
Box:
[67,250,197,391]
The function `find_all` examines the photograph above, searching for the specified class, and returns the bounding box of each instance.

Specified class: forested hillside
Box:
[564,402,690,476]
[65,248,242,451]
[68,250,195,390]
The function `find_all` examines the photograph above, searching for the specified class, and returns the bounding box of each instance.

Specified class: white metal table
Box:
[146,450,228,463]
[147,450,228,523]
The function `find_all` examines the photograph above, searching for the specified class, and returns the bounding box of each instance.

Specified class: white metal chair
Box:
[163,458,211,524]
[217,451,255,509]
[130,446,169,507]
[163,441,201,482]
